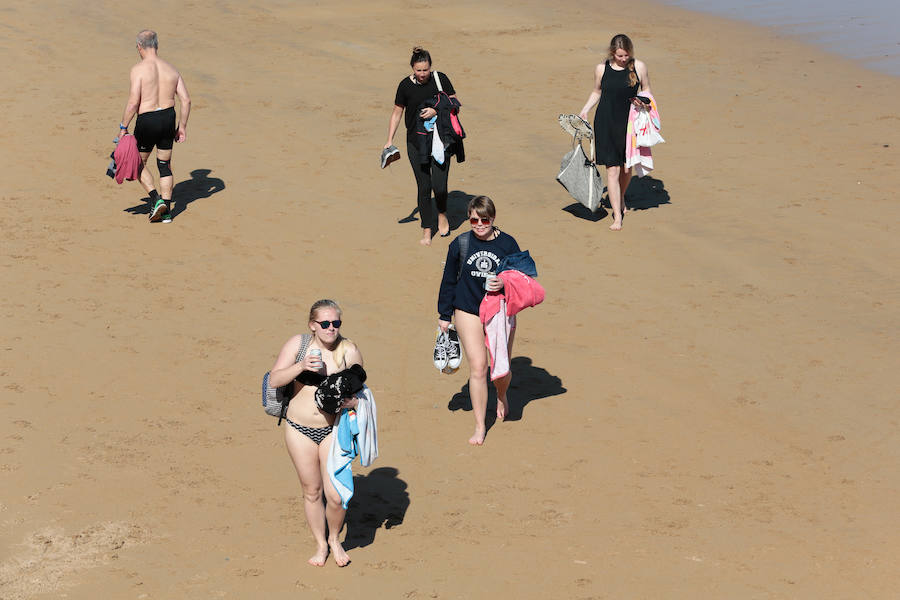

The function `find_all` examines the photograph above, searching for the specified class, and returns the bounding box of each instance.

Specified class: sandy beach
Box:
[2,0,898,598]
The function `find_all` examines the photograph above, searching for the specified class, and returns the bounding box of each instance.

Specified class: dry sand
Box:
[1,0,898,598]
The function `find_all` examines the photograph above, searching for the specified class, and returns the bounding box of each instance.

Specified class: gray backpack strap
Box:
[434,71,443,93]
[263,334,313,426]
[295,334,312,363]
[456,231,470,281]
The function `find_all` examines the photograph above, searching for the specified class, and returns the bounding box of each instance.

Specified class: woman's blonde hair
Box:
[308,299,352,368]
[607,34,638,88]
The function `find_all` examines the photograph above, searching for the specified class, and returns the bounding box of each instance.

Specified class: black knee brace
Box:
[156,158,172,178]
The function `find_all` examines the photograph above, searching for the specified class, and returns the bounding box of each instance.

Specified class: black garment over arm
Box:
[394,72,456,140]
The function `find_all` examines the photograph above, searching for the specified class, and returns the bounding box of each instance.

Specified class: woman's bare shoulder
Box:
[284,333,305,347]
[343,339,364,366]
[272,333,305,370]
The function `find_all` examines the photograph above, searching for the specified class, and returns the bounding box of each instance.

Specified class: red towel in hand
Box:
[113,134,141,184]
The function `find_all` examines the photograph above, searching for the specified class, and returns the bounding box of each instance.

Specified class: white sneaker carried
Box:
[433,329,450,371]
[446,325,462,370]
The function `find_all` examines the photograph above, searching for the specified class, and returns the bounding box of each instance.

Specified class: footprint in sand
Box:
[0,522,149,600]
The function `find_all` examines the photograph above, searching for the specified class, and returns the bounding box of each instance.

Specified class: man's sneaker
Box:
[149,199,167,222]
[446,325,462,369]
[161,202,173,223]
[433,329,450,371]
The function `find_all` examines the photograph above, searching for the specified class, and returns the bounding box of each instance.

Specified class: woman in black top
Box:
[579,34,652,231]
[385,47,458,246]
[437,196,521,445]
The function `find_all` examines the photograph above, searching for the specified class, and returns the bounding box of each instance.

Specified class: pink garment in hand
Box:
[113,134,142,184]
[479,270,546,381]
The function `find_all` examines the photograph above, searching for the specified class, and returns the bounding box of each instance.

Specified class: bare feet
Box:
[329,539,350,567]
[308,543,328,567]
[609,217,623,231]
[437,213,450,237]
[468,428,486,445]
[496,395,509,421]
[420,228,433,246]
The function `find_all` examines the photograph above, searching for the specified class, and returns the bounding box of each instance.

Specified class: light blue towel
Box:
[326,386,379,509]
[327,408,358,509]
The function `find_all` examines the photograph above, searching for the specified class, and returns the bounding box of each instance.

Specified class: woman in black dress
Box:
[579,34,652,231]
[385,47,459,245]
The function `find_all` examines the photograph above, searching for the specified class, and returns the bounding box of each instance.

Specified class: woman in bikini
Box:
[268,299,363,567]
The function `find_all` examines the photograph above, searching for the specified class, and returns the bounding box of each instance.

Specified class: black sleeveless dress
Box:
[593,60,640,167]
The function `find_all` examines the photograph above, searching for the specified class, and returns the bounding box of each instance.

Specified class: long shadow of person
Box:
[397,190,475,235]
[620,175,670,211]
[123,168,225,219]
[445,190,475,233]
[343,467,410,551]
[397,206,419,224]
[563,201,608,222]
[448,356,566,428]
[169,168,226,218]
[562,175,670,222]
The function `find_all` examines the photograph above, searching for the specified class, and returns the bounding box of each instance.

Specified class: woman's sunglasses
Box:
[469,217,492,225]
[316,320,342,329]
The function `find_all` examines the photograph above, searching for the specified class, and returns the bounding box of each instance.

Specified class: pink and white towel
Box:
[625,92,663,177]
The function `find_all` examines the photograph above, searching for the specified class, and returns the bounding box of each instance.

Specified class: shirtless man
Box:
[117,30,191,223]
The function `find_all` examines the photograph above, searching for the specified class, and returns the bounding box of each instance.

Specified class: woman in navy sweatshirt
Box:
[437,196,520,445]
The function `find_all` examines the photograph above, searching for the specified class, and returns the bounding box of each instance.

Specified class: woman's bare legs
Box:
[319,432,350,566]
[619,168,633,215]
[455,310,490,445]
[437,212,450,236]
[285,426,329,566]
[606,165,625,230]
[493,328,516,420]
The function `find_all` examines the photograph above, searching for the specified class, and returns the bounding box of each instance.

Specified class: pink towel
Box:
[113,134,141,184]
[479,270,545,380]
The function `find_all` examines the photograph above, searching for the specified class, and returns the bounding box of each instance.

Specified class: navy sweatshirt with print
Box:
[437,230,520,321]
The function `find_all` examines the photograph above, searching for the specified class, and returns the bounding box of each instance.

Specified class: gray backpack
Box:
[261,334,312,425]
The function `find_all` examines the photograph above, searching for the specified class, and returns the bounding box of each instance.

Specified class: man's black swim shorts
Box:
[134,107,176,153]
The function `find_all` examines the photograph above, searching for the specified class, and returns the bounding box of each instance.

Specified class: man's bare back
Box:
[132,56,181,114]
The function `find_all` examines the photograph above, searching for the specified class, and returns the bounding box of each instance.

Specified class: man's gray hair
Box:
[136,30,158,50]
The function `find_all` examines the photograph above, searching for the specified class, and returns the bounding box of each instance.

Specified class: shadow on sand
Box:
[448,356,566,428]
[343,467,410,551]
[123,168,225,219]
[619,175,671,211]
[397,190,475,236]
[562,175,670,222]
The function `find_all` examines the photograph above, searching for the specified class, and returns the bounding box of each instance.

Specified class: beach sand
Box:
[1,0,898,598]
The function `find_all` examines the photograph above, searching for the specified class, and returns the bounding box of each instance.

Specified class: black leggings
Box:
[406,140,450,231]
